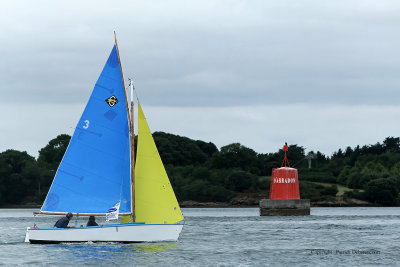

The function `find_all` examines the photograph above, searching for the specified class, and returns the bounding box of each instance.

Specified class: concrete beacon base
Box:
[259,199,310,216]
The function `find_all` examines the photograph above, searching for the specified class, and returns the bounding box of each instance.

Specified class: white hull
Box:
[25,223,183,243]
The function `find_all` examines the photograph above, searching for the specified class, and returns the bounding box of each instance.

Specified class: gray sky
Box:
[1,0,400,157]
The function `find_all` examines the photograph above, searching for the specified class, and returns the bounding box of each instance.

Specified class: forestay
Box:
[41,45,131,214]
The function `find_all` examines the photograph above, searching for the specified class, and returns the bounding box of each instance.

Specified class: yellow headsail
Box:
[134,102,184,224]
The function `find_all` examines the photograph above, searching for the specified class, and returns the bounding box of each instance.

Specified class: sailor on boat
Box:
[86,216,98,227]
[54,213,75,228]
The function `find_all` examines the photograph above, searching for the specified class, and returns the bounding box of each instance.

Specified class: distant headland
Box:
[1,133,399,208]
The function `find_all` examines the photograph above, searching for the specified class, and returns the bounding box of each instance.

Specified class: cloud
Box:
[2,0,400,107]
[3,102,399,158]
[1,0,400,157]
[143,103,400,156]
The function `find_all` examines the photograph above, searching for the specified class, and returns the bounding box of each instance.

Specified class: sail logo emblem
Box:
[105,95,119,107]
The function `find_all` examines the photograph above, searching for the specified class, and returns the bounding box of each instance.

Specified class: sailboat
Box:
[25,34,184,243]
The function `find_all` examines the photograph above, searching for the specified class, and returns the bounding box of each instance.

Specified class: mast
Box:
[114,31,135,219]
[129,79,136,221]
[114,32,130,124]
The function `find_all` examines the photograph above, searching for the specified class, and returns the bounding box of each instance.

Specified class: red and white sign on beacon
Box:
[269,167,300,199]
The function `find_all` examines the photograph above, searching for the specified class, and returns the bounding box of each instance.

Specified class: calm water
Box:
[0,207,399,266]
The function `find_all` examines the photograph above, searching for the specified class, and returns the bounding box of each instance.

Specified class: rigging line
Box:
[134,88,140,102]
[128,79,140,102]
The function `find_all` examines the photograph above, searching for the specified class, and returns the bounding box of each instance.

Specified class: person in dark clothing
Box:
[54,212,75,228]
[86,216,98,227]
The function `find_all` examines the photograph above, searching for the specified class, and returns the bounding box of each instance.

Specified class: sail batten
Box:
[135,103,184,224]
[41,45,132,215]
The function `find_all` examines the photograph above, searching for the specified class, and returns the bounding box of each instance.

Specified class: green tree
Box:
[181,180,234,202]
[153,132,216,166]
[383,137,400,153]
[337,165,352,185]
[358,162,389,187]
[0,150,40,205]
[192,167,211,181]
[321,185,338,196]
[390,162,400,177]
[224,170,255,192]
[366,178,399,205]
[210,143,259,174]
[37,134,71,170]
[299,181,322,201]
[36,134,71,198]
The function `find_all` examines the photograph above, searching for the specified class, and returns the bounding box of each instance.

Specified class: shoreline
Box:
[0,201,390,209]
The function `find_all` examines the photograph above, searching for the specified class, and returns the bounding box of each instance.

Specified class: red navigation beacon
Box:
[269,143,300,199]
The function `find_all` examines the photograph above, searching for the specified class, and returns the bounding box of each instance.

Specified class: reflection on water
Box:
[132,243,178,252]
[44,242,179,265]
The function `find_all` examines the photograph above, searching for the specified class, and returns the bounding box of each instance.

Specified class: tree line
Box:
[0,133,399,206]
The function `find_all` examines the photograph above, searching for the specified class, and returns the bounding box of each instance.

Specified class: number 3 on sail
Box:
[82,120,89,129]
[25,33,184,243]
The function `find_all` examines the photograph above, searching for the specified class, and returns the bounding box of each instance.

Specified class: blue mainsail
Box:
[41,45,131,214]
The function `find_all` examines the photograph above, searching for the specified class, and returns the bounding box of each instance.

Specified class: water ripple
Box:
[0,207,399,266]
